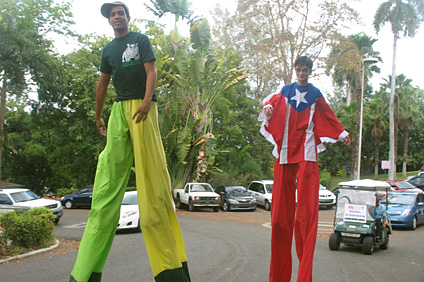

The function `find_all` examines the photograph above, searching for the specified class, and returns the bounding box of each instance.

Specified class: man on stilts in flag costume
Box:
[69,2,191,281]
[258,56,351,282]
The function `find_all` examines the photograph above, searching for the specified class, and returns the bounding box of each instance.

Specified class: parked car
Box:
[117,191,141,232]
[319,184,336,209]
[0,188,63,223]
[386,180,423,193]
[173,183,220,212]
[381,192,424,230]
[407,173,424,191]
[247,180,273,211]
[215,185,256,211]
[60,185,93,209]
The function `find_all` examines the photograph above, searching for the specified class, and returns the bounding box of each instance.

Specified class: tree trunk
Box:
[374,137,380,180]
[402,128,410,177]
[0,78,7,181]
[388,34,397,180]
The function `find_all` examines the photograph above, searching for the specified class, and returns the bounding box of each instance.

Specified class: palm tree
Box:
[145,5,248,188]
[367,98,389,179]
[377,74,423,177]
[327,33,381,179]
[373,0,424,180]
[145,0,195,57]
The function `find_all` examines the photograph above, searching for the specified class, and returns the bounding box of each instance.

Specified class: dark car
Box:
[60,185,93,209]
[407,173,424,191]
[215,185,256,211]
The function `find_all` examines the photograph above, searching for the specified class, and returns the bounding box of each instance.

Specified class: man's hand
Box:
[96,118,107,137]
[264,106,273,118]
[133,100,151,123]
[343,135,351,146]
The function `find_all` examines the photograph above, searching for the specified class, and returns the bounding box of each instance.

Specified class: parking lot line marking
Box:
[63,223,87,229]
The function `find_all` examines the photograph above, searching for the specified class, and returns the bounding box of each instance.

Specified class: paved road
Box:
[1,207,423,282]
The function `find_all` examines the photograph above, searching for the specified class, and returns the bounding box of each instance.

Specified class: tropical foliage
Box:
[1,0,424,196]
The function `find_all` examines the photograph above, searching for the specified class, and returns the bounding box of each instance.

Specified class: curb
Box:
[0,238,60,263]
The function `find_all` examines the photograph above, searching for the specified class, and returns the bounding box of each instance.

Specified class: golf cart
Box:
[328,179,393,255]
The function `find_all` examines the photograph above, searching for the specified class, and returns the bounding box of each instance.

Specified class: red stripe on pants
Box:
[270,160,319,282]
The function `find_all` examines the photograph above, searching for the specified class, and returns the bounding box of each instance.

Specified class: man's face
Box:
[295,64,312,84]
[108,6,130,31]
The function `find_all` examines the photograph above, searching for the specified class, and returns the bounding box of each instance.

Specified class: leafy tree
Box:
[0,0,74,180]
[211,0,360,98]
[326,33,381,179]
[376,74,423,177]
[373,0,424,180]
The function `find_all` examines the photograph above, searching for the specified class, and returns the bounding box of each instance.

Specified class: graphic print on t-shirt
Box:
[122,43,141,67]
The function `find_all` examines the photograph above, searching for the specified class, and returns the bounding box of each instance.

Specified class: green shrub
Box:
[0,207,55,249]
[56,188,78,197]
[320,170,332,188]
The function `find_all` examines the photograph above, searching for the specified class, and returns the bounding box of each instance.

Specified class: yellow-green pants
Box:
[70,100,190,282]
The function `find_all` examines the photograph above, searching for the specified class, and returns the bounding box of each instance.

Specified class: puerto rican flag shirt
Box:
[258,82,349,164]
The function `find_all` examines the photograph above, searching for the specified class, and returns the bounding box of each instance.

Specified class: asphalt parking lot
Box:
[1,207,423,282]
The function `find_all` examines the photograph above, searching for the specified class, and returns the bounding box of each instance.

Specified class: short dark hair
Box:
[101,1,130,19]
[294,56,313,70]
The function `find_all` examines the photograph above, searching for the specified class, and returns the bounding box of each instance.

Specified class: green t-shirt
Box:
[100,31,157,102]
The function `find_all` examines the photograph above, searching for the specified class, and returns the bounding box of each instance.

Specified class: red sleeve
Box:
[313,97,346,141]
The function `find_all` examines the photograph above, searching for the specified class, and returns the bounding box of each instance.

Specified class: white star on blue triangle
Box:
[291,89,308,108]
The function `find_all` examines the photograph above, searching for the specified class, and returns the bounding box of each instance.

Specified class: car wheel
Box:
[135,220,142,233]
[380,230,389,250]
[329,232,341,251]
[265,200,271,211]
[175,197,183,209]
[213,206,219,212]
[189,200,196,212]
[54,218,60,225]
[65,200,74,209]
[362,236,374,255]
[223,202,229,211]
[410,216,417,230]
[326,205,333,210]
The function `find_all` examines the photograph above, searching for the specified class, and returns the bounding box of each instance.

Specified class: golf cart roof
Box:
[338,179,391,191]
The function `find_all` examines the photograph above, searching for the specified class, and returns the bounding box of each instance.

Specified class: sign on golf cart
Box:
[344,204,367,223]
[328,179,392,255]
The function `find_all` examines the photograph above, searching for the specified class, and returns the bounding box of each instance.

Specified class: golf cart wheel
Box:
[362,236,374,255]
[265,200,271,211]
[380,230,389,250]
[64,200,74,209]
[223,202,229,211]
[189,200,196,212]
[329,233,341,251]
[410,216,417,230]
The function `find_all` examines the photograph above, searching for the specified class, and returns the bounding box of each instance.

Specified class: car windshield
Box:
[395,182,416,189]
[10,190,40,203]
[227,187,247,195]
[191,184,214,192]
[320,185,326,190]
[265,184,273,193]
[383,194,415,206]
[122,193,138,205]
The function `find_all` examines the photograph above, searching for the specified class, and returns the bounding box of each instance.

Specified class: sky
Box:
[56,0,424,91]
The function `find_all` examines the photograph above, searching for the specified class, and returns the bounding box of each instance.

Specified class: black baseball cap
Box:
[101,1,130,18]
